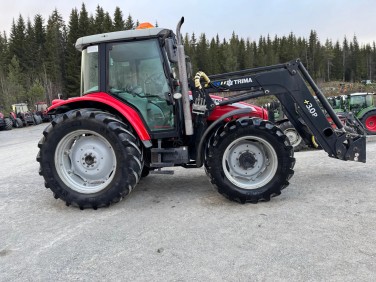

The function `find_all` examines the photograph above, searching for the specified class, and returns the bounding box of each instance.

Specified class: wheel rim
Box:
[284,128,302,148]
[365,115,376,132]
[55,130,117,194]
[222,136,278,189]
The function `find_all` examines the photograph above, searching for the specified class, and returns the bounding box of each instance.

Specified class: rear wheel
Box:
[37,109,143,209]
[361,110,376,135]
[279,121,306,152]
[15,118,23,128]
[205,117,295,203]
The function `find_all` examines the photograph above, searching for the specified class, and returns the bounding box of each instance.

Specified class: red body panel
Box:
[207,94,267,121]
[48,92,151,141]
[49,93,266,141]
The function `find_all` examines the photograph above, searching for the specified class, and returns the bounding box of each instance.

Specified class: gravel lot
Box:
[1,124,376,281]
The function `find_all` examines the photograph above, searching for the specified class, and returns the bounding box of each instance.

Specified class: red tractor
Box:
[34,102,51,122]
[37,18,366,209]
[0,111,13,131]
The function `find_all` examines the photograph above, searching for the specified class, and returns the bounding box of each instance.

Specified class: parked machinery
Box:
[0,111,13,131]
[37,18,366,209]
[12,103,42,126]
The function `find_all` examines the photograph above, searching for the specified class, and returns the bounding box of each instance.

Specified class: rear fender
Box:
[357,106,376,119]
[48,92,151,144]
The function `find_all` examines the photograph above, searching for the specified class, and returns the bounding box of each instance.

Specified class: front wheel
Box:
[205,118,295,203]
[37,109,143,209]
[361,110,376,135]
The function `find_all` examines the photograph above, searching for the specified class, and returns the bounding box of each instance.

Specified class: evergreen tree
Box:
[24,18,37,79]
[113,7,125,31]
[324,39,334,81]
[94,5,105,33]
[196,33,209,72]
[343,37,350,81]
[103,12,113,32]
[208,37,220,74]
[125,14,134,30]
[0,32,8,72]
[237,38,246,70]
[65,8,80,97]
[7,56,25,103]
[331,41,343,81]
[45,9,66,100]
[350,35,364,81]
[255,36,266,67]
[244,39,255,69]
[78,3,91,36]
[8,15,26,71]
[33,14,46,76]
[308,30,319,76]
[223,32,239,71]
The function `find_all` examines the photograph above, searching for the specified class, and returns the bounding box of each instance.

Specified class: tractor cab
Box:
[78,27,177,134]
[347,93,374,114]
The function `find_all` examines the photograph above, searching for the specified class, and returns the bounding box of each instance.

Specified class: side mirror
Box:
[165,38,178,63]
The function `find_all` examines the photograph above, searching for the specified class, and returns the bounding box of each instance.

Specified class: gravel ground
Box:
[0,124,375,281]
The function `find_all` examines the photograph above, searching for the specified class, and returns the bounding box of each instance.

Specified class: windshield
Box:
[108,39,174,131]
[81,45,99,95]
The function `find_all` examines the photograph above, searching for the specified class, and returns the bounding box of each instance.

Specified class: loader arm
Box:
[203,59,366,162]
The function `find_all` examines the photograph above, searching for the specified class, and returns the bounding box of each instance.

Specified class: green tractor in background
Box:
[328,93,376,135]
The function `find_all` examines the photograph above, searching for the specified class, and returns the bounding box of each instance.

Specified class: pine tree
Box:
[7,56,25,103]
[125,14,134,30]
[343,37,350,81]
[33,14,46,76]
[113,7,125,31]
[65,8,80,97]
[8,15,26,71]
[324,39,334,81]
[45,9,66,100]
[208,37,220,74]
[94,5,105,33]
[331,41,343,81]
[103,12,113,32]
[196,33,209,72]
[78,3,91,36]
[25,18,37,79]
[244,39,255,69]
[0,32,8,72]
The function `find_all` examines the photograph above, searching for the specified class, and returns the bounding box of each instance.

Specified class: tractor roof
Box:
[75,28,172,51]
[349,92,375,96]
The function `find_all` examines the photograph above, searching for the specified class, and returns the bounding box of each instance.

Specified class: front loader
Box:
[37,18,366,209]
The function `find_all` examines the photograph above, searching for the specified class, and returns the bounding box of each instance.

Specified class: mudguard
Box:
[48,92,151,142]
[357,106,376,119]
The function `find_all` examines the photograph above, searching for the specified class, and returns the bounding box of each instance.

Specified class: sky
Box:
[0,0,375,45]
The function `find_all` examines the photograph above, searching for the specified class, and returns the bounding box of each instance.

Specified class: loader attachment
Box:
[206,59,366,163]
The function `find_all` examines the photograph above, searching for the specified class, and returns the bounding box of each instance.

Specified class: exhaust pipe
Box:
[176,17,193,135]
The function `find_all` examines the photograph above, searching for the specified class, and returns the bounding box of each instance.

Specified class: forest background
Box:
[0,3,375,113]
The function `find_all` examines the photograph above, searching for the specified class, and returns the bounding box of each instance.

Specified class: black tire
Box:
[33,114,40,125]
[37,109,143,209]
[141,166,150,178]
[205,117,295,203]
[33,114,41,125]
[361,110,376,135]
[279,121,306,152]
[4,118,13,130]
[15,118,23,128]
